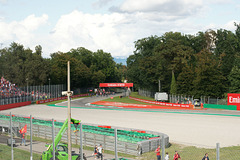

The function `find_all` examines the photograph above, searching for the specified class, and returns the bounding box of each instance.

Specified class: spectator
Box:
[20,132,26,146]
[155,145,161,160]
[97,144,104,160]
[202,153,209,160]
[173,151,181,160]
[165,152,169,160]
[92,145,98,159]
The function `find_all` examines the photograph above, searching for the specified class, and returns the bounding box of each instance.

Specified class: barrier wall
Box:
[204,104,237,110]
[36,93,89,104]
[0,101,31,111]
[0,114,169,155]
[129,96,191,108]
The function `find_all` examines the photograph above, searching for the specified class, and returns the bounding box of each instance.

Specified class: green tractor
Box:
[41,118,86,160]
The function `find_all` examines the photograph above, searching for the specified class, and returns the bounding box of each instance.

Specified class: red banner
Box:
[129,96,191,108]
[99,83,133,87]
[228,93,240,110]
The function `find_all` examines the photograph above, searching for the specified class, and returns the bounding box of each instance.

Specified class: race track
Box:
[1,96,240,148]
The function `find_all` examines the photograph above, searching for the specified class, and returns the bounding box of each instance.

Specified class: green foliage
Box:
[0,143,41,160]
[127,25,240,98]
[0,45,123,89]
[170,71,177,94]
[177,64,194,95]
[193,49,226,97]
[0,42,49,86]
[228,66,240,93]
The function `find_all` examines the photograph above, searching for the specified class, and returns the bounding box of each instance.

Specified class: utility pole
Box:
[67,61,72,160]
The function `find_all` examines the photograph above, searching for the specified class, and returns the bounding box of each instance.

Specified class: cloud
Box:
[50,10,135,57]
[110,0,203,18]
[0,14,48,51]
[92,0,113,9]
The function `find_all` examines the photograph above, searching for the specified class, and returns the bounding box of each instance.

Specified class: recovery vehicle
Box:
[41,118,86,160]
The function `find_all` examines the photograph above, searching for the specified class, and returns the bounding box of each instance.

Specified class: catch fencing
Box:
[169,94,227,105]
[138,89,227,105]
[0,84,64,105]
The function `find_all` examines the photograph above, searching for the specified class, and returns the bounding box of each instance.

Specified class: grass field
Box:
[0,143,41,160]
[141,143,240,160]
[104,92,155,105]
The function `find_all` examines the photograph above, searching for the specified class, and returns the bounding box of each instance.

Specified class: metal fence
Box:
[0,113,169,157]
[138,89,155,98]
[169,94,227,105]
[0,84,64,105]
[1,113,239,160]
[138,89,227,105]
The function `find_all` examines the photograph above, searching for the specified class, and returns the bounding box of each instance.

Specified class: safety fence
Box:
[0,84,64,105]
[138,89,227,105]
[1,113,239,159]
[169,94,227,105]
[0,114,169,156]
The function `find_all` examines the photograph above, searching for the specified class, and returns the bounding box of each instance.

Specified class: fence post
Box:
[52,119,55,160]
[80,123,83,160]
[30,115,33,160]
[10,112,14,160]
[161,135,165,160]
[216,143,220,160]
[115,128,118,160]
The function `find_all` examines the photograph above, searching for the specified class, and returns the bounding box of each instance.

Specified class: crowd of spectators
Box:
[0,77,24,98]
[95,88,115,97]
[0,76,50,99]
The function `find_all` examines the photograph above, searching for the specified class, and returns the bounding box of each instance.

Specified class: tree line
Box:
[127,23,240,98]
[1,24,240,98]
[0,43,127,89]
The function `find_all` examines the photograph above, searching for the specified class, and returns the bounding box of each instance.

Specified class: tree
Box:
[193,49,226,97]
[170,71,177,94]
[228,66,240,93]
[215,29,238,77]
[177,64,194,95]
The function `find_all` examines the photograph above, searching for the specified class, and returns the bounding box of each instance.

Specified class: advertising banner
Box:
[228,93,240,110]
[99,83,133,88]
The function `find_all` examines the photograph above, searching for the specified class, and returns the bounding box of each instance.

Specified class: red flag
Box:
[19,125,27,134]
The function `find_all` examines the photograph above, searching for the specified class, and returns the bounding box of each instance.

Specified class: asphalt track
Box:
[1,95,240,148]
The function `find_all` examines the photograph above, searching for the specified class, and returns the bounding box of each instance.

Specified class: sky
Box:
[0,0,239,58]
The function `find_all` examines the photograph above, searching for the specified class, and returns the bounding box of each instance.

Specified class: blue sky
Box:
[0,0,239,58]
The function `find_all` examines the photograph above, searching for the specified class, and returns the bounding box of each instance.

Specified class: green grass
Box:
[104,92,155,105]
[26,135,136,159]
[0,143,41,160]
[140,143,240,160]
[130,92,155,101]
